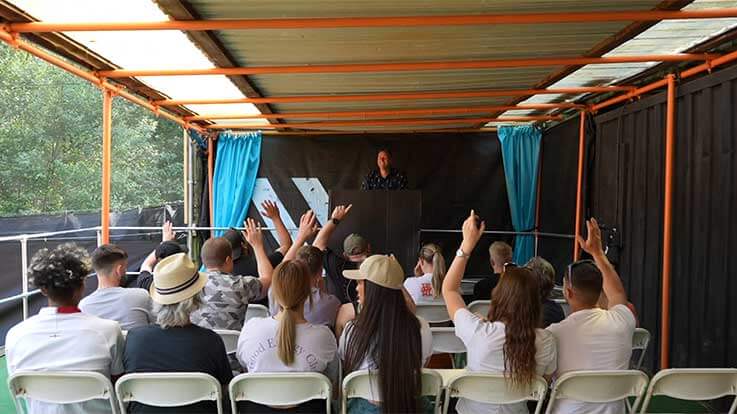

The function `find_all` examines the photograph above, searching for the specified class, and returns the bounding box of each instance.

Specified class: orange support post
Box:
[207,135,215,240]
[101,90,113,245]
[661,75,676,369]
[98,54,711,77]
[573,111,586,261]
[8,9,737,32]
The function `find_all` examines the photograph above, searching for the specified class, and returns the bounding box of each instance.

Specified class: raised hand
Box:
[162,221,175,242]
[297,210,319,241]
[331,204,353,221]
[461,209,486,252]
[577,218,604,257]
[260,200,281,220]
[244,218,264,250]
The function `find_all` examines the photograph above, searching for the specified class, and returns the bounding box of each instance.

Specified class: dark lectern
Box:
[329,190,421,274]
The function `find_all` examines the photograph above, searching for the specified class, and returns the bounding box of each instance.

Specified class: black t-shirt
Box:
[122,270,154,291]
[542,298,565,328]
[233,250,284,277]
[123,324,233,413]
[472,273,501,301]
[323,248,358,305]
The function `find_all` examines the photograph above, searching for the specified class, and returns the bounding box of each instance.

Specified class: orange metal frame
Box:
[573,111,586,262]
[101,90,113,245]
[661,75,676,369]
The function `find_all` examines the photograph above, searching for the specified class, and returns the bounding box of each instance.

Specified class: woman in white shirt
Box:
[237,260,337,412]
[404,243,447,303]
[340,255,433,413]
[443,211,557,414]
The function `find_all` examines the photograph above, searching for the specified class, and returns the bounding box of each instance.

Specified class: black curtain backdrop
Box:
[255,132,513,275]
[543,63,737,374]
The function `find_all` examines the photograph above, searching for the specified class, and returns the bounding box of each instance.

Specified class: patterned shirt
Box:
[361,168,408,190]
[191,270,263,331]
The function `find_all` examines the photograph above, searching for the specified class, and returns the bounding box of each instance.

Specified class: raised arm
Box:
[313,204,352,251]
[140,221,175,272]
[260,200,292,255]
[578,218,627,308]
[442,210,486,320]
[283,210,318,262]
[244,218,274,293]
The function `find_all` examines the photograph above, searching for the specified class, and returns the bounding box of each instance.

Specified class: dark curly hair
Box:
[29,243,91,301]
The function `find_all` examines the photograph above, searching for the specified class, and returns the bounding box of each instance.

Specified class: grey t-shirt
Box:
[79,287,152,330]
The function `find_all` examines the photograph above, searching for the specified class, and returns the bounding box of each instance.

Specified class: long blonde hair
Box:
[272,260,311,365]
[419,243,446,298]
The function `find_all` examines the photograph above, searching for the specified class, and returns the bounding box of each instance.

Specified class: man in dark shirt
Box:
[472,241,513,301]
[361,148,408,190]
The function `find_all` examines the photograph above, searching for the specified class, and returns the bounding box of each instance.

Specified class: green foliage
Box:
[0,42,183,216]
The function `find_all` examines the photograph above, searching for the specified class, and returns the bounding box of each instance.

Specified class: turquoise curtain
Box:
[498,125,541,264]
[213,131,262,238]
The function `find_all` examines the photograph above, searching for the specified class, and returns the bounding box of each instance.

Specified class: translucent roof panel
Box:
[10,0,266,125]
[495,0,737,121]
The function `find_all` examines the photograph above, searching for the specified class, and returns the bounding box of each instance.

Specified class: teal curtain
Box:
[213,131,262,237]
[498,125,541,264]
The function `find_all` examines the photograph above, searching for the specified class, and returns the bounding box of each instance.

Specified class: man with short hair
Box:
[191,219,273,330]
[546,218,636,414]
[80,244,152,330]
[472,240,513,301]
[361,148,408,190]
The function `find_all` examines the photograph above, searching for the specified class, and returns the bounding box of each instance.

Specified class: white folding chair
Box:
[444,372,548,414]
[415,303,451,324]
[115,372,223,414]
[245,304,269,321]
[430,327,466,368]
[8,371,118,414]
[214,329,241,355]
[467,300,490,317]
[545,370,649,414]
[640,368,737,414]
[553,298,570,317]
[631,328,650,370]
[342,369,443,414]
[229,372,332,413]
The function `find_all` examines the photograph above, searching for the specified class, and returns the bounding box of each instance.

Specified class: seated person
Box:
[340,255,433,414]
[269,245,341,327]
[525,256,565,328]
[404,243,447,304]
[546,218,636,414]
[443,211,557,414]
[123,253,232,414]
[237,260,337,413]
[124,221,187,291]
[472,240,512,301]
[6,243,124,414]
[225,200,292,278]
[191,219,273,330]
[80,244,152,330]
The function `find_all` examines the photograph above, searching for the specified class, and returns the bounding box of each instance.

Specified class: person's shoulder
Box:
[535,327,555,343]
[123,288,151,301]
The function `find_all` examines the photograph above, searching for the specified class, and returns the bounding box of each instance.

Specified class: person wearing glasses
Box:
[545,218,636,414]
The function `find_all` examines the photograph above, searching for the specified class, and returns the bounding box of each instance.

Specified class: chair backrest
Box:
[115,372,223,414]
[341,369,442,414]
[545,370,649,414]
[229,372,332,414]
[430,327,466,355]
[8,371,118,414]
[553,298,570,317]
[415,303,451,324]
[214,329,240,355]
[467,300,490,317]
[640,368,737,414]
[445,372,548,414]
[631,328,650,369]
[245,304,269,321]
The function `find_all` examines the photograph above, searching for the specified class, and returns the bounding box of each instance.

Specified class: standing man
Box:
[361,148,408,190]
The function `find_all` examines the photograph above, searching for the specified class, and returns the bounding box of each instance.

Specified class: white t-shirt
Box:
[454,308,557,414]
[268,287,342,327]
[5,307,125,414]
[237,316,337,373]
[403,273,444,304]
[337,316,433,401]
[79,287,152,330]
[545,304,636,414]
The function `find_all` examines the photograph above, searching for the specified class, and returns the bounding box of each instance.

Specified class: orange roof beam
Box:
[155,86,634,106]
[7,9,737,32]
[185,103,581,121]
[98,54,712,77]
[205,115,561,130]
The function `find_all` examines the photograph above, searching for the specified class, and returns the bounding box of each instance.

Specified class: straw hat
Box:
[343,254,404,290]
[149,253,207,305]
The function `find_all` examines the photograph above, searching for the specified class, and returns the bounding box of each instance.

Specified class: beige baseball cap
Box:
[343,254,404,290]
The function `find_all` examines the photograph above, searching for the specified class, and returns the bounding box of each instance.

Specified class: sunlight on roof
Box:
[11,0,266,125]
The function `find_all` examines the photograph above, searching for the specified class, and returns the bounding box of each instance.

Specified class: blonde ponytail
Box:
[420,244,446,299]
[277,308,297,365]
[272,260,312,366]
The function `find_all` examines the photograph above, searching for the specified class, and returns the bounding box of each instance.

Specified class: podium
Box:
[329,190,421,274]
